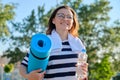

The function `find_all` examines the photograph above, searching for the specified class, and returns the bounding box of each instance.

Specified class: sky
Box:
[0,0,120,55]
[2,0,120,23]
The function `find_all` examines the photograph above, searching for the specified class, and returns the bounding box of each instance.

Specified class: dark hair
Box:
[46,5,79,37]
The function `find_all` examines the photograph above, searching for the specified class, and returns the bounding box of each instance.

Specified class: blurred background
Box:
[0,0,120,80]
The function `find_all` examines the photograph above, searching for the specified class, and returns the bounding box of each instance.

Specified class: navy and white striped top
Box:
[21,40,78,80]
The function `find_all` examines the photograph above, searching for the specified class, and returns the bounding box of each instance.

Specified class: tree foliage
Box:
[0,1,15,37]
[2,47,26,63]
[90,54,114,80]
[2,5,48,63]
[4,63,14,73]
[60,0,120,79]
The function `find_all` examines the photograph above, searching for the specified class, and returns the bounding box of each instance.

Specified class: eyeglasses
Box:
[56,13,73,20]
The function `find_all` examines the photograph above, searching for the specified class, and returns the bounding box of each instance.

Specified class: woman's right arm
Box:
[19,64,45,80]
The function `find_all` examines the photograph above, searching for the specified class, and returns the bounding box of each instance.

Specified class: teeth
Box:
[61,23,68,25]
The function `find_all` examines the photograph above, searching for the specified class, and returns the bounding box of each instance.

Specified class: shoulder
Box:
[69,34,84,45]
[76,37,85,46]
[68,34,86,52]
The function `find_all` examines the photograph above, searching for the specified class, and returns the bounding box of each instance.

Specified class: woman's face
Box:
[52,8,73,32]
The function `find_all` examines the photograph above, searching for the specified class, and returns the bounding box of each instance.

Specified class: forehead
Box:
[57,8,73,15]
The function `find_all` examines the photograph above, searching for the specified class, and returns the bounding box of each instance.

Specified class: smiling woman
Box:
[19,5,88,80]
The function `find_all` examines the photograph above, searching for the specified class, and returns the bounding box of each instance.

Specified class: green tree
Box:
[2,48,26,63]
[90,54,114,80]
[60,0,119,79]
[110,20,120,73]
[0,1,15,37]
[2,5,47,63]
[4,63,14,73]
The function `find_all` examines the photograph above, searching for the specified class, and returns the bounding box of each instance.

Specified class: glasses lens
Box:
[56,13,73,20]
[57,13,64,18]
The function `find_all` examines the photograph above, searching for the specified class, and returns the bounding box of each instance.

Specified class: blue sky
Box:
[2,0,62,22]
[2,0,120,23]
[0,0,120,55]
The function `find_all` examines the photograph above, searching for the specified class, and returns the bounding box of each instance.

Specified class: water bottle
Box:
[76,49,88,80]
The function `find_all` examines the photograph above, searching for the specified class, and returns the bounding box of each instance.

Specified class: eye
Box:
[57,13,64,18]
[67,16,73,19]
[56,13,73,20]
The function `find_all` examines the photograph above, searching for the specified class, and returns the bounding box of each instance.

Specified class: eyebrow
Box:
[57,13,73,16]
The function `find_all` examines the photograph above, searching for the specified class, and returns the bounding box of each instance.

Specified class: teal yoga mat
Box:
[28,33,52,73]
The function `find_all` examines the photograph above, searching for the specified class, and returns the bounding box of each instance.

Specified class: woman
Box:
[19,5,88,80]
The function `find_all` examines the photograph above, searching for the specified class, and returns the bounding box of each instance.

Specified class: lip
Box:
[60,23,69,26]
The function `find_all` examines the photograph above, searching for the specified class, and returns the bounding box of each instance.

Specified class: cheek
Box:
[67,22,73,30]
[53,18,60,25]
[69,21,73,27]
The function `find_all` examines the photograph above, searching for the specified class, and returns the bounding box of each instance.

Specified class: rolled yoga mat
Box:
[28,33,52,73]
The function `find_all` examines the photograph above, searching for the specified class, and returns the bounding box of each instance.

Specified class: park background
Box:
[0,0,120,80]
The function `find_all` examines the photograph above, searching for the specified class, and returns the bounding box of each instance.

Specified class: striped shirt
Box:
[21,40,78,80]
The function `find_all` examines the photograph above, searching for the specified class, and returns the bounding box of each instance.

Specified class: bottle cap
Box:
[81,49,86,53]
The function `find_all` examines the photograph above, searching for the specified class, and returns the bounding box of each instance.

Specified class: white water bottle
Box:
[76,49,88,80]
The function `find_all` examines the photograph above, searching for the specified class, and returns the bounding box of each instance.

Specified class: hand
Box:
[26,69,45,80]
[81,63,88,78]
[76,63,88,80]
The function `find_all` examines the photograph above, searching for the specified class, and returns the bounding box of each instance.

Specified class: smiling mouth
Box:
[60,23,70,30]
[60,23,69,26]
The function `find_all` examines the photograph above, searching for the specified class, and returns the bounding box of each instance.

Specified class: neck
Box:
[56,30,68,41]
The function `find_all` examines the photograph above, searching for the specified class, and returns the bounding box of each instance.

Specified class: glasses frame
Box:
[56,13,73,20]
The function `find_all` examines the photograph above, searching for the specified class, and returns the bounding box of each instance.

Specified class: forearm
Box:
[19,64,28,79]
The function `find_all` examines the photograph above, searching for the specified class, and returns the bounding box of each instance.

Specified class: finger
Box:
[34,69,42,73]
[83,68,88,72]
[83,72,88,77]
[39,71,46,79]
[41,71,46,74]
